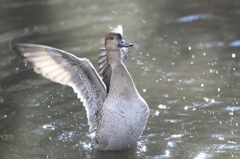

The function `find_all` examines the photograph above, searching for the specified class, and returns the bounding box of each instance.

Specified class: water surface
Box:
[1,0,240,158]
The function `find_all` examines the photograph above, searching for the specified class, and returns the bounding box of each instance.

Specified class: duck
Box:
[9,25,149,151]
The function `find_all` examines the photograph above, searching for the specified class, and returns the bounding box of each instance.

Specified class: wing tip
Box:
[9,43,27,60]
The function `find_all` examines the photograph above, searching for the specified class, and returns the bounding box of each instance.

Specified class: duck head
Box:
[105,32,133,51]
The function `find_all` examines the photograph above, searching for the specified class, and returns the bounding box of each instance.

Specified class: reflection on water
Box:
[176,14,215,23]
[1,0,240,158]
[229,40,240,47]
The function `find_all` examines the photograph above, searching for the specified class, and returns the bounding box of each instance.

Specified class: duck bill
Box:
[118,39,134,47]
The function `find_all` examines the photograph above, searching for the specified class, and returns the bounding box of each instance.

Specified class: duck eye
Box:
[110,37,114,40]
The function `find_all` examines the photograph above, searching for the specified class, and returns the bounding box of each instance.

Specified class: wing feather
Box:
[10,43,107,132]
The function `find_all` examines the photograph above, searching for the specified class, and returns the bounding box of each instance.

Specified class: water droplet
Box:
[167,142,173,147]
[211,99,215,103]
[1,115,7,119]
[232,53,236,58]
[165,150,170,157]
[203,97,209,102]
[158,104,166,109]
[111,10,118,14]
[228,141,236,144]
[142,19,146,23]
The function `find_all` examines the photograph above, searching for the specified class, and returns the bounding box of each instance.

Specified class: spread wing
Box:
[98,25,128,92]
[9,43,107,132]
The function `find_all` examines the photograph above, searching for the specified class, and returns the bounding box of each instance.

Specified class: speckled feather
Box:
[9,43,107,132]
[9,25,149,151]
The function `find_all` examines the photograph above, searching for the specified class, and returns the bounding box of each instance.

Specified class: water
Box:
[1,0,240,158]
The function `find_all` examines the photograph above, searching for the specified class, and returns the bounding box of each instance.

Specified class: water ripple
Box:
[176,14,215,23]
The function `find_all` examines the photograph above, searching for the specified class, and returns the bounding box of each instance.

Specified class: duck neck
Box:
[107,49,139,97]
[107,49,122,68]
